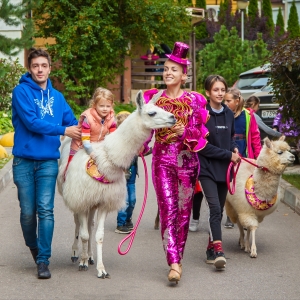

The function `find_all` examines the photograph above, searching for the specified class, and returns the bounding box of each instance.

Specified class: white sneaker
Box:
[189,219,199,232]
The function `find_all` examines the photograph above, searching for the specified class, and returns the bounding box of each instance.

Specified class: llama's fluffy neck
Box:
[103,112,151,169]
[252,169,281,201]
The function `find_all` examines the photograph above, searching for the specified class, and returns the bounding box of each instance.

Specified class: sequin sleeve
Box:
[143,89,159,103]
[183,92,209,152]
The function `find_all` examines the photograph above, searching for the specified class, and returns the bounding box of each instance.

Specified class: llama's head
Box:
[257,136,295,174]
[135,90,176,129]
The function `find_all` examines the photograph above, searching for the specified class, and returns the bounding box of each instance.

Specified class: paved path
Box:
[1,155,300,299]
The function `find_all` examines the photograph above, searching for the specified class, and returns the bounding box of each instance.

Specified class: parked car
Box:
[233,64,271,100]
[250,84,279,129]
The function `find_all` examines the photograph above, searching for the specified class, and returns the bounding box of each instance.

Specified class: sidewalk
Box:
[0,146,299,215]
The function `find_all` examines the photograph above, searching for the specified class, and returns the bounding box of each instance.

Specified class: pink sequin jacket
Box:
[143,89,209,152]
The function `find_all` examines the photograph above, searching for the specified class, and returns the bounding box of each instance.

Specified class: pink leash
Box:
[226,155,269,195]
[118,154,148,255]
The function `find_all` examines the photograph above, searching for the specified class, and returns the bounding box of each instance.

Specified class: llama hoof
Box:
[79,265,88,271]
[88,257,94,265]
[250,252,257,258]
[71,256,79,263]
[154,225,159,230]
[98,271,110,279]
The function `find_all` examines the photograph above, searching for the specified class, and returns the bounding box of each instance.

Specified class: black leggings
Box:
[199,177,228,241]
[192,192,203,220]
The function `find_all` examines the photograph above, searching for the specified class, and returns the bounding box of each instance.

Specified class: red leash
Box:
[226,155,269,195]
[118,154,148,255]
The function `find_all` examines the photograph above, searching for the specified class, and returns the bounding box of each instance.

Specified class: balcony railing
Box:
[131,58,193,90]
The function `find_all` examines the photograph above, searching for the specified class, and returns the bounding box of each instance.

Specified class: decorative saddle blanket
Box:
[245,175,277,210]
[86,158,113,184]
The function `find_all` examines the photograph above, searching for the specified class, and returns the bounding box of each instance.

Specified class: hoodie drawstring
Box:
[214,114,218,134]
[40,89,53,116]
[47,89,53,116]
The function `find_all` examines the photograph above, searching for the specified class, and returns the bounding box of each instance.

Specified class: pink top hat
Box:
[166,42,191,66]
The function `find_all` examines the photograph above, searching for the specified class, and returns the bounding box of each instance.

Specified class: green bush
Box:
[0,156,13,170]
[268,37,300,127]
[0,111,14,135]
[69,101,136,120]
[114,103,136,115]
[0,58,26,111]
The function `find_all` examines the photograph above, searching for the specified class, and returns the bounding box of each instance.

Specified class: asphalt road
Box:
[1,154,300,300]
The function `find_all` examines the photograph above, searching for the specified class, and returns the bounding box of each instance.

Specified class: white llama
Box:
[57,90,176,278]
[225,136,295,258]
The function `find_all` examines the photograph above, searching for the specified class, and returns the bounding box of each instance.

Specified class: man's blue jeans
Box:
[13,157,58,265]
[117,165,137,226]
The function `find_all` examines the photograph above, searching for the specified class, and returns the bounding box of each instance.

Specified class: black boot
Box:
[37,263,51,279]
[30,248,38,264]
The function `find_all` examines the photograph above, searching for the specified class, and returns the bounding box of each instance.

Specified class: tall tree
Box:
[218,0,235,32]
[208,1,269,43]
[248,0,259,21]
[34,0,191,104]
[276,7,285,36]
[262,0,275,36]
[195,0,207,41]
[287,0,300,38]
[0,0,35,56]
[197,25,268,89]
[218,0,230,23]
[196,0,206,8]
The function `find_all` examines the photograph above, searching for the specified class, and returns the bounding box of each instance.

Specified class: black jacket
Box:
[198,103,237,182]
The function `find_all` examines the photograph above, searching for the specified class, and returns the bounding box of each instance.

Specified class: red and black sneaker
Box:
[214,251,226,270]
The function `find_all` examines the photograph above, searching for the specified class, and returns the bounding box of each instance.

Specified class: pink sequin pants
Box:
[152,142,199,265]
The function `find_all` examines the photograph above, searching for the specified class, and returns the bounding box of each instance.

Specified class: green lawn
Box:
[282,174,300,190]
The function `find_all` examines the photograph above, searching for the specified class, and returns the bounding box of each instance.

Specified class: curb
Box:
[0,159,13,194]
[0,158,299,216]
[278,178,300,215]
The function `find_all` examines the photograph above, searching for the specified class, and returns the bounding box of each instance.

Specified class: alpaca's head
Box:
[135,90,176,129]
[257,136,295,174]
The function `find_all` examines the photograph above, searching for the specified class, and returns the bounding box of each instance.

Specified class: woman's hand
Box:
[172,124,185,136]
[231,152,241,164]
[138,145,144,154]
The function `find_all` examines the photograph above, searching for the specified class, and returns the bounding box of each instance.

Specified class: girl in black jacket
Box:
[198,75,240,270]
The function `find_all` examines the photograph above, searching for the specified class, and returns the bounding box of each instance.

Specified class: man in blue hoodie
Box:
[12,48,81,279]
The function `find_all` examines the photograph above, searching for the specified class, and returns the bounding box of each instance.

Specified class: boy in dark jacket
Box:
[198,75,239,270]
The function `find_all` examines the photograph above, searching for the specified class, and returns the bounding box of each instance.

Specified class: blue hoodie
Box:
[12,72,78,160]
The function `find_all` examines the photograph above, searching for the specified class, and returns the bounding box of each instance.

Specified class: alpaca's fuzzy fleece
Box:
[57,96,175,214]
[226,136,295,230]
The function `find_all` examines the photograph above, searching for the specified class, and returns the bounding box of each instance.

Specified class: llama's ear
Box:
[149,90,164,104]
[136,90,144,113]
[279,135,286,141]
[264,137,272,149]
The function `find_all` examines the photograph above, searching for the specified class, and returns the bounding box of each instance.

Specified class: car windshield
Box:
[261,84,273,92]
[236,74,270,90]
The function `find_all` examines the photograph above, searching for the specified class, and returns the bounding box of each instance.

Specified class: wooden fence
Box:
[131,58,193,90]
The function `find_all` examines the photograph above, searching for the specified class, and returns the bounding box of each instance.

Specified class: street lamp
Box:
[236,0,249,42]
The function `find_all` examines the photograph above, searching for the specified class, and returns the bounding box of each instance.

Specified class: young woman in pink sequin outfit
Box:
[143,42,209,284]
